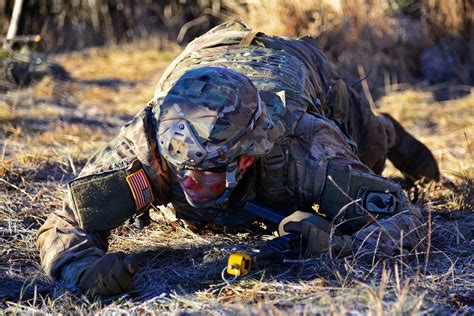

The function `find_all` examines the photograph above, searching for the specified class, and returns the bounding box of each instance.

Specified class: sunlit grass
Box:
[0,100,13,121]
[378,89,474,181]
[0,42,472,314]
[56,47,177,81]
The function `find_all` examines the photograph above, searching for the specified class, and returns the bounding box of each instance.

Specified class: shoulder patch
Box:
[319,161,403,233]
[359,190,398,214]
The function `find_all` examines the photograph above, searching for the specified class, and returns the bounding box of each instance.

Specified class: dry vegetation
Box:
[227,0,473,98]
[0,44,472,314]
[0,1,473,314]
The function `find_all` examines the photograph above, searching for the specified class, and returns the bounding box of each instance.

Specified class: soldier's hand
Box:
[279,211,352,256]
[78,252,137,296]
[353,206,428,257]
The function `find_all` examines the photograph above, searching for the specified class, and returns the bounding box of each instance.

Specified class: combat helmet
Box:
[156,66,283,207]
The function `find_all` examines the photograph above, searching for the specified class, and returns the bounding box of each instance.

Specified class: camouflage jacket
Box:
[37,22,423,282]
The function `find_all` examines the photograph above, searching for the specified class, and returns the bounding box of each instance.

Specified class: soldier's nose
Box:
[182,176,201,190]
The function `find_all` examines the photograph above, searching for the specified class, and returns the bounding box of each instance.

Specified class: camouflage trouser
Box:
[327,80,396,174]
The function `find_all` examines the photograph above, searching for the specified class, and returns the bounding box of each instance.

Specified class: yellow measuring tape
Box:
[221,253,252,282]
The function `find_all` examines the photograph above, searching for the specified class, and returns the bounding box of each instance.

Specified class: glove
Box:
[78,252,137,296]
[279,211,352,257]
[353,205,428,257]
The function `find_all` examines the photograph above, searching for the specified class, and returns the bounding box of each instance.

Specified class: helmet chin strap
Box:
[183,161,242,209]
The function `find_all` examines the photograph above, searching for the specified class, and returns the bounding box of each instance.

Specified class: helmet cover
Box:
[157,66,278,170]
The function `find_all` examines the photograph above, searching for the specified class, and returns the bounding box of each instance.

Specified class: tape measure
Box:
[221,253,252,282]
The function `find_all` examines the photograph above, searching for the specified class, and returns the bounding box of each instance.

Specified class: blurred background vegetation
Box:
[0,0,473,98]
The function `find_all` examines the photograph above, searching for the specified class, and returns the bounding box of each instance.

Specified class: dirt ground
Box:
[0,44,473,314]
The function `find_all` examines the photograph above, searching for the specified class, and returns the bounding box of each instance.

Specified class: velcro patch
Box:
[126,169,154,210]
[320,161,402,233]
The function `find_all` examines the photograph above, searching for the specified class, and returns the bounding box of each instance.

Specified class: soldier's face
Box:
[180,169,227,202]
[178,155,256,203]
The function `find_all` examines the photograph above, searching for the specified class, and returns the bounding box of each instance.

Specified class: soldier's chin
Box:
[183,187,231,209]
[183,191,213,204]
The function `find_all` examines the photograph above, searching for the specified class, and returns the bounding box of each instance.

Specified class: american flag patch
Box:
[126,169,153,210]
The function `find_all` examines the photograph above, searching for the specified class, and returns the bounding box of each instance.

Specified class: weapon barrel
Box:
[244,202,285,224]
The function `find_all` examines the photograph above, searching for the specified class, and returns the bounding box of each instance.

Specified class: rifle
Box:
[223,202,305,280]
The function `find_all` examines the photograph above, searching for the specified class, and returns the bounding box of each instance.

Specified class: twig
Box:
[464,132,472,157]
[1,139,8,161]
[424,206,432,275]
[68,155,77,176]
[357,65,376,111]
[177,15,210,44]
[371,230,382,268]
[283,258,317,264]
[3,0,24,50]
[0,228,36,234]
[399,230,404,281]
[0,34,41,44]
[0,178,33,199]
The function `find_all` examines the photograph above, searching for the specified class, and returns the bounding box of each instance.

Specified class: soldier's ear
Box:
[238,155,256,171]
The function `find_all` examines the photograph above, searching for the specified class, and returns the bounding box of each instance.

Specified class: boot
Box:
[380,113,440,182]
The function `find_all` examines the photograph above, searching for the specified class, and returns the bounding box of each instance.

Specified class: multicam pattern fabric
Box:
[156,67,280,170]
[154,29,311,138]
[80,107,170,203]
[353,204,428,258]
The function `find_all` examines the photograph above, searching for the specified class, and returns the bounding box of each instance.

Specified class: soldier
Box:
[1,51,70,91]
[37,22,439,296]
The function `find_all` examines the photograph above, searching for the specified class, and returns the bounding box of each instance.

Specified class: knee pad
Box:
[319,161,404,233]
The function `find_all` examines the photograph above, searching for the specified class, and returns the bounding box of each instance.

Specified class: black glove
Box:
[78,252,137,296]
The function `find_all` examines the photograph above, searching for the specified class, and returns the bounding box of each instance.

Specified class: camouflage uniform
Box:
[37,22,430,287]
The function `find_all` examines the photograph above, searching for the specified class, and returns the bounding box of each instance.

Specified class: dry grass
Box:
[0,41,473,314]
[379,89,474,180]
[227,0,471,38]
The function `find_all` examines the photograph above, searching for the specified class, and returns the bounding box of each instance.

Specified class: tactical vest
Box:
[150,22,401,230]
[150,22,328,226]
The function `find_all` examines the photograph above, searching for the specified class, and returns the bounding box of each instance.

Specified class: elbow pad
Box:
[319,161,404,233]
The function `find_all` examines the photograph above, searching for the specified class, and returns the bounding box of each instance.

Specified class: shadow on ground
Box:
[79,78,140,89]
[129,241,308,301]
